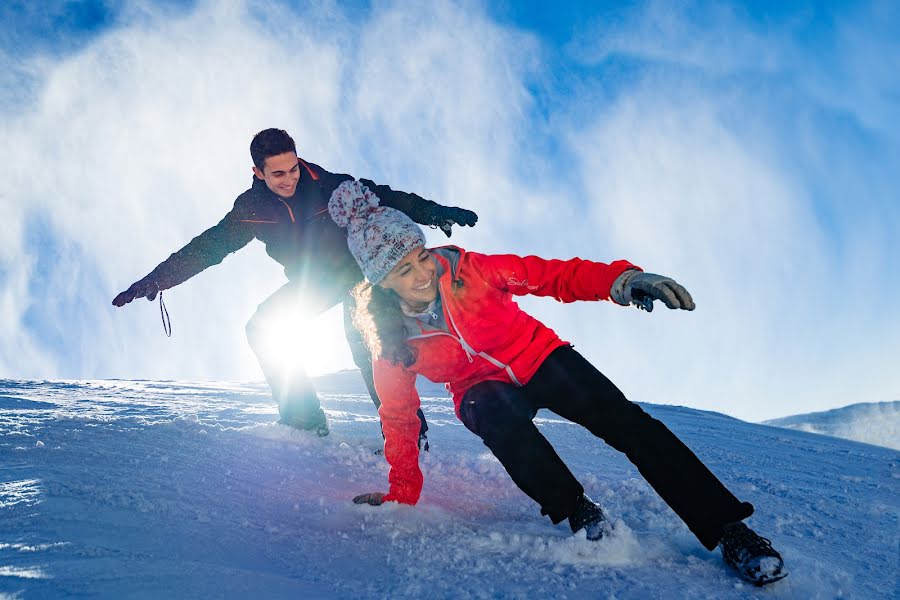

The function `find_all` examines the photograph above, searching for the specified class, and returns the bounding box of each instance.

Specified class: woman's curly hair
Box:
[351,281,417,367]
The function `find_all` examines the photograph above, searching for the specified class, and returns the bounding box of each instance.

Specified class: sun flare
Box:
[255,304,353,378]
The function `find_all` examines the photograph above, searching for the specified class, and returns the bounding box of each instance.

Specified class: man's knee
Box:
[347,336,372,370]
[245,294,280,349]
[342,311,371,367]
[245,312,264,350]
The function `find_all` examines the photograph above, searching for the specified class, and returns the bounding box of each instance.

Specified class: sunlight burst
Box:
[256,304,353,378]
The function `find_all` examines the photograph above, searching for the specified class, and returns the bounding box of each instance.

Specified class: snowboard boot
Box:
[277,404,330,437]
[311,419,330,437]
[719,521,787,586]
[278,416,330,436]
[418,431,430,452]
[568,493,606,541]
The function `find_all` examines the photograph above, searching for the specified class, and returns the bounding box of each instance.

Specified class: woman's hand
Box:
[610,270,695,311]
[352,492,386,506]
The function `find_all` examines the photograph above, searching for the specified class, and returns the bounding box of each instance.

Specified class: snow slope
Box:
[763,401,900,451]
[1,378,898,599]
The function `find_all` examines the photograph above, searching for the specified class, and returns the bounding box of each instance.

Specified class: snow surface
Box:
[1,377,898,599]
[764,401,900,451]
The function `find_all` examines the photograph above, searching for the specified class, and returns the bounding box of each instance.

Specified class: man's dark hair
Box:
[250,128,297,171]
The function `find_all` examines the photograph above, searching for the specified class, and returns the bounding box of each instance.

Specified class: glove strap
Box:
[159,292,172,337]
[630,291,654,312]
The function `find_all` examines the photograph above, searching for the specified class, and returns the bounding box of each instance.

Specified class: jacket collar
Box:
[430,246,464,280]
[250,176,287,201]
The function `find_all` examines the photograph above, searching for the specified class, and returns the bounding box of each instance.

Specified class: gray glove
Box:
[610,270,695,311]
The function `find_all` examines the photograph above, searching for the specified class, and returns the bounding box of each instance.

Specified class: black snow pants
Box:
[245,279,428,435]
[458,345,753,550]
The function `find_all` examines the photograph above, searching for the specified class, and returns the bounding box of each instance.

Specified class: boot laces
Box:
[569,494,605,537]
[721,523,779,563]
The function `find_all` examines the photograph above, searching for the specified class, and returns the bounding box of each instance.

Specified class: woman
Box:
[328,180,786,586]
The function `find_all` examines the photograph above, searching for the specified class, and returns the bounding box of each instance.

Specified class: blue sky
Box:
[0,0,897,421]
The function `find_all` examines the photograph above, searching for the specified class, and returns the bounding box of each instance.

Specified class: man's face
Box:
[253,151,301,198]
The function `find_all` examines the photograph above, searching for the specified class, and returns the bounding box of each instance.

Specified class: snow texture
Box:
[1,377,898,599]
[764,401,900,451]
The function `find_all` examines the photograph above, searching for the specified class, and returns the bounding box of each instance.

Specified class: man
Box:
[112,128,477,441]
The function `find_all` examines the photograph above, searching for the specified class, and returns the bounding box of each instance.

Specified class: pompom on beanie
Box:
[329,179,427,284]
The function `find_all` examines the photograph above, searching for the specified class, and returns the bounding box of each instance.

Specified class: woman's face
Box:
[379,246,438,309]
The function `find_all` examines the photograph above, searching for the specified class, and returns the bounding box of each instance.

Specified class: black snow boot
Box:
[719,522,787,586]
[418,431,430,452]
[568,493,606,541]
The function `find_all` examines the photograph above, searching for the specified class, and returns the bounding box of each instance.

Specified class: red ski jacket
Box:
[373,246,639,504]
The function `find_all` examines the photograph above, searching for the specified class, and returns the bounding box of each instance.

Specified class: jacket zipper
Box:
[277,199,296,223]
[407,280,523,386]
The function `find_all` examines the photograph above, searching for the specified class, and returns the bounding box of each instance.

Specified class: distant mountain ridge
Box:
[316,371,900,451]
[764,400,899,451]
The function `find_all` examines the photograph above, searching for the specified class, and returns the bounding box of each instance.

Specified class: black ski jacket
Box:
[144,157,446,295]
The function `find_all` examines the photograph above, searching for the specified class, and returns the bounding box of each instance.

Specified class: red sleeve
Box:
[373,358,423,505]
[467,252,640,303]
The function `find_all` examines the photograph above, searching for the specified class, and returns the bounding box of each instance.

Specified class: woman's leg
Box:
[524,346,753,550]
[459,380,584,524]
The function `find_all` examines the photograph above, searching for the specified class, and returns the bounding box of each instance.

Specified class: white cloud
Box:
[559,92,823,417]
[0,0,896,421]
[569,0,782,75]
[0,0,542,382]
[544,1,900,420]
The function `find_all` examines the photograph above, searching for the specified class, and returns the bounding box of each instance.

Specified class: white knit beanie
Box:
[329,180,427,284]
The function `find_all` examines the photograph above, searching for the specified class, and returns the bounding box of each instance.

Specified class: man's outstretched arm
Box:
[112,208,255,306]
[358,178,478,238]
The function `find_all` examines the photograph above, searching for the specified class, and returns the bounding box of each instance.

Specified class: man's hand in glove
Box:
[610,270,696,311]
[112,277,160,307]
[428,206,478,237]
[353,492,386,506]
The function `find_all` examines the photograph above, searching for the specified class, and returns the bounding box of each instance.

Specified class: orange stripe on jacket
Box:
[277,199,295,223]
[297,157,320,181]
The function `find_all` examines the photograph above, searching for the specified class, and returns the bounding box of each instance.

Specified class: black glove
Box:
[352,492,386,506]
[112,276,160,307]
[427,206,478,238]
[610,270,695,311]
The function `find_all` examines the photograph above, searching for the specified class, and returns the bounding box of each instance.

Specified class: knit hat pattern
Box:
[329,179,427,284]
